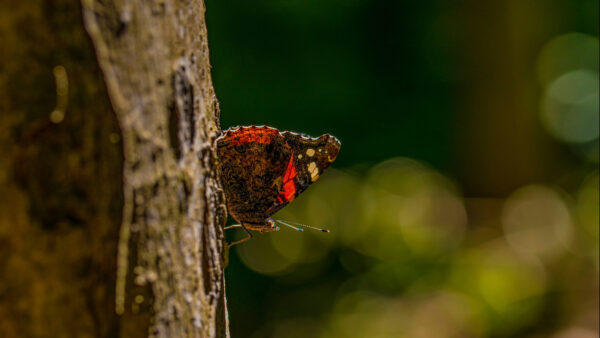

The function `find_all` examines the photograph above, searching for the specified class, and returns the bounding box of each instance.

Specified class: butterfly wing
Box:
[217,126,291,224]
[216,126,341,224]
[266,131,341,214]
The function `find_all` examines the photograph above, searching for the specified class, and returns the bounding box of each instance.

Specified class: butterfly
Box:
[216,125,341,246]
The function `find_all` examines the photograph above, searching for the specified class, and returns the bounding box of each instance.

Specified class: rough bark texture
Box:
[0,0,227,336]
[82,0,229,337]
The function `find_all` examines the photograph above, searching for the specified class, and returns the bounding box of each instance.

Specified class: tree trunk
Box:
[0,0,228,336]
[82,0,229,336]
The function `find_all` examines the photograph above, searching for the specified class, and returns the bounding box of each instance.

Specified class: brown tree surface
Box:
[0,0,228,337]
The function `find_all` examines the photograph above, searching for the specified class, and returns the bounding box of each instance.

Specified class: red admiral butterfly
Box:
[216,125,341,246]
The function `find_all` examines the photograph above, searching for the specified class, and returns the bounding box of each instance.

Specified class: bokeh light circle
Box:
[536,32,599,161]
[502,185,574,258]
[575,171,600,267]
[536,33,599,86]
[358,158,467,259]
[449,242,547,335]
[327,291,484,338]
[541,70,599,144]
[235,232,297,276]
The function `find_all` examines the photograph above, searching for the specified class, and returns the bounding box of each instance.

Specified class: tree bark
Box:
[0,0,228,336]
[81,0,229,337]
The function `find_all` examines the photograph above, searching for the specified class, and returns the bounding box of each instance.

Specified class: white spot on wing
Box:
[307,162,319,182]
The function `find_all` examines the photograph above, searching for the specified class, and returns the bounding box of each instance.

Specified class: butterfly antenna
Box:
[275,219,330,233]
[275,220,303,232]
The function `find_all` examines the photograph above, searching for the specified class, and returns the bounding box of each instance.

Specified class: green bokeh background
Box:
[206,1,598,337]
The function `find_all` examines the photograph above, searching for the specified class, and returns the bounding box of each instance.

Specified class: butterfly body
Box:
[216,125,340,234]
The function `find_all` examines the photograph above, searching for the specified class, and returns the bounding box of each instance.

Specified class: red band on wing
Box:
[280,154,297,202]
[222,127,278,147]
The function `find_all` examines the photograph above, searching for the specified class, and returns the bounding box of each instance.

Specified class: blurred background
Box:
[206,1,599,337]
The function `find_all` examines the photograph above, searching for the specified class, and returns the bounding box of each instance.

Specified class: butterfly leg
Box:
[226,224,253,247]
[224,224,242,230]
